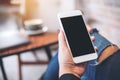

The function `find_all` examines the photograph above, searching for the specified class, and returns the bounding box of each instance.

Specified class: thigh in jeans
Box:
[43,29,112,80]
[81,29,112,80]
[42,52,59,80]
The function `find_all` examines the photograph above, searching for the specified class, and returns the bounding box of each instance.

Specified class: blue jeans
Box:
[42,29,112,80]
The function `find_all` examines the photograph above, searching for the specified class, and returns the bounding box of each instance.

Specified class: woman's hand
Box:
[58,25,96,78]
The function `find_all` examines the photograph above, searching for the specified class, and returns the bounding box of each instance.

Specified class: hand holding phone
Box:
[58,10,97,63]
[58,29,88,78]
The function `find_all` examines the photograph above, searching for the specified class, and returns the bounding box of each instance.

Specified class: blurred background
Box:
[0,0,120,80]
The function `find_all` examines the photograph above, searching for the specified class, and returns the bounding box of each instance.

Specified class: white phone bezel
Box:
[58,10,97,63]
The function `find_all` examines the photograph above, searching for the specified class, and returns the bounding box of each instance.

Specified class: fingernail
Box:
[91,36,95,38]
[57,29,60,34]
[91,36,95,39]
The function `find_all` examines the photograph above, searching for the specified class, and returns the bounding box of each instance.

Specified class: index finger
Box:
[58,29,68,49]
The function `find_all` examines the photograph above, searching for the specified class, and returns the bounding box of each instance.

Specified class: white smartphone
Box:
[58,10,97,63]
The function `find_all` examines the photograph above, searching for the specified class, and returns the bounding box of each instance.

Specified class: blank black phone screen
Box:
[61,15,95,57]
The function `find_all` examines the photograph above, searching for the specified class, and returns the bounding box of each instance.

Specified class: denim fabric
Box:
[42,28,112,80]
[81,29,112,80]
[95,50,120,80]
[42,52,59,80]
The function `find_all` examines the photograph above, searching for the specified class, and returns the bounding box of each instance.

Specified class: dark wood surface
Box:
[0,32,58,57]
[0,0,10,4]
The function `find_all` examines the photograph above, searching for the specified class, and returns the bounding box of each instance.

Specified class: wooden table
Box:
[0,32,58,80]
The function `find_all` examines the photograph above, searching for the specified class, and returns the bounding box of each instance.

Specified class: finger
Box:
[58,29,68,49]
[94,46,98,51]
[76,62,88,67]
[90,36,95,41]
[86,25,92,33]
